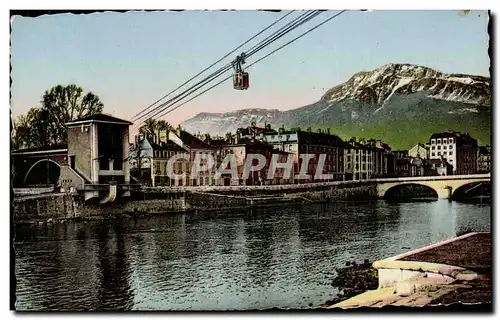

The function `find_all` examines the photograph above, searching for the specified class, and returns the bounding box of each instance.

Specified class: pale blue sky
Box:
[11,10,489,128]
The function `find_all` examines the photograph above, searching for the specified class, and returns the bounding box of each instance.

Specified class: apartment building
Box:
[258,127,344,182]
[429,131,478,175]
[477,145,491,173]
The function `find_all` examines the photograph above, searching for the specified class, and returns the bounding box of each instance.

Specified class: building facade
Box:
[65,114,132,186]
[408,143,429,159]
[259,127,344,183]
[429,131,478,175]
[344,138,391,180]
[477,145,491,173]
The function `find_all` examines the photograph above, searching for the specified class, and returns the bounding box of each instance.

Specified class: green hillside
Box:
[311,113,491,150]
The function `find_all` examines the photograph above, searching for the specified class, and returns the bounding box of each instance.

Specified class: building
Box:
[64,114,132,186]
[12,114,135,202]
[344,138,391,180]
[392,150,410,177]
[429,131,478,175]
[129,136,190,187]
[408,143,429,159]
[477,145,491,173]
[258,127,344,183]
[130,126,216,187]
[426,158,453,176]
[236,123,277,140]
[209,133,294,186]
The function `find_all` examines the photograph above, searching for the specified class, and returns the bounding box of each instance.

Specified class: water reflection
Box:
[15,200,491,311]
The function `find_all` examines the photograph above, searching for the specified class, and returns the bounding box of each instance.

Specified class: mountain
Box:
[181,63,491,149]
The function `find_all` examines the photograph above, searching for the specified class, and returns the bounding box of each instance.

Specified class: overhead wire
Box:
[143,10,323,123]
[154,10,347,120]
[133,10,296,123]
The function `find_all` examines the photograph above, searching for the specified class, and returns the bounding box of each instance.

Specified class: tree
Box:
[13,108,50,149]
[11,84,104,149]
[139,118,172,142]
[41,84,104,145]
[139,118,158,139]
[128,139,151,184]
[156,120,171,131]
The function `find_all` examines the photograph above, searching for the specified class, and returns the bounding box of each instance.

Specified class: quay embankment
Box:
[13,181,378,223]
[324,232,492,309]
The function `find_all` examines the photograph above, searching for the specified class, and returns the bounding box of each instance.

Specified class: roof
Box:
[11,144,68,155]
[429,131,477,143]
[430,132,457,139]
[66,114,133,126]
[478,146,491,154]
[149,140,186,152]
[180,130,213,149]
[208,139,229,148]
[296,130,344,146]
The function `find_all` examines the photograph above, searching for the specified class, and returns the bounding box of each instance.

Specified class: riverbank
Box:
[13,182,378,224]
[324,232,492,309]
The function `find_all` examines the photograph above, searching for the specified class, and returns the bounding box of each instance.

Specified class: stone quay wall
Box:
[13,181,378,223]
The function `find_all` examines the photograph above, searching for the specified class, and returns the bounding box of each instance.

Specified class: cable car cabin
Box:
[233,71,249,90]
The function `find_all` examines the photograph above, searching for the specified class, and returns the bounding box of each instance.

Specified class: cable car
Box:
[233,71,249,90]
[232,53,249,90]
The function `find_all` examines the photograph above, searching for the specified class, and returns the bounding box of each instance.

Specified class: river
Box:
[14,200,491,311]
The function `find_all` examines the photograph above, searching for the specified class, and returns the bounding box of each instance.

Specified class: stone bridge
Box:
[11,146,68,187]
[372,174,491,199]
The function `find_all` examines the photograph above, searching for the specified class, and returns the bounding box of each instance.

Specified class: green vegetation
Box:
[11,84,104,149]
[313,113,491,150]
[323,259,379,306]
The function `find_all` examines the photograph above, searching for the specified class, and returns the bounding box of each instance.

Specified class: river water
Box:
[14,200,491,311]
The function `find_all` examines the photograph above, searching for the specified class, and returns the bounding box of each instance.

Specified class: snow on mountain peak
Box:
[323,63,490,106]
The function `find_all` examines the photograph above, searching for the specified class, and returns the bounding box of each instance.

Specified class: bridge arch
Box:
[383,183,438,200]
[450,181,492,200]
[24,159,61,186]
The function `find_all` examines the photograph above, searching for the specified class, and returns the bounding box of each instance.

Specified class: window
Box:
[443,145,447,149]
[449,151,453,156]
[443,138,447,144]
[437,152,441,156]
[449,138,454,143]
[443,151,447,155]
[432,146,435,150]
[362,164,366,170]
[437,139,441,144]
[431,139,436,145]
[437,145,441,150]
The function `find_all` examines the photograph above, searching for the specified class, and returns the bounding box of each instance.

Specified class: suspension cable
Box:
[132,10,296,122]
[142,11,323,123]
[155,10,347,120]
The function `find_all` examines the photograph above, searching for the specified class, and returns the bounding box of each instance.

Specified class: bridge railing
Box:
[372,173,491,183]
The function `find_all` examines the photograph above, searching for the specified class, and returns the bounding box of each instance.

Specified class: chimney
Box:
[176,125,181,136]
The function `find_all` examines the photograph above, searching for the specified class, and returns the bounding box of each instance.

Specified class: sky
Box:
[10,10,490,133]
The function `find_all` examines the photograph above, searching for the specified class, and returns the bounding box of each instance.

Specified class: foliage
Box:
[324,259,379,306]
[12,84,104,149]
[138,118,172,140]
[313,111,491,150]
